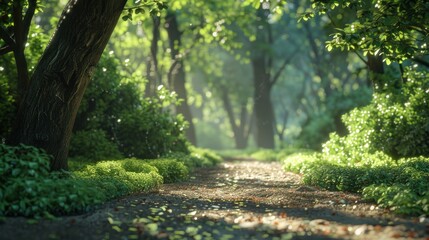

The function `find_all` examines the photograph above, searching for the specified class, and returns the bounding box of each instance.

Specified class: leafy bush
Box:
[282,153,429,215]
[165,147,222,170]
[0,144,165,217]
[116,105,189,159]
[69,130,123,161]
[0,144,103,217]
[190,147,223,166]
[324,68,429,160]
[74,159,163,195]
[0,144,51,181]
[147,159,189,183]
[74,52,189,161]
[0,77,15,142]
[1,143,222,217]
[3,177,105,217]
[250,149,280,161]
[282,152,321,174]
[74,53,141,133]
[297,88,372,150]
[363,184,427,216]
[288,68,429,215]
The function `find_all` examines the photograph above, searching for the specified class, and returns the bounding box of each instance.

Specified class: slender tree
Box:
[251,5,296,148]
[0,0,37,101]
[145,15,162,97]
[220,85,252,149]
[165,11,197,145]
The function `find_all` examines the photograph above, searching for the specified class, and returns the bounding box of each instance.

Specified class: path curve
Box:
[1,158,428,239]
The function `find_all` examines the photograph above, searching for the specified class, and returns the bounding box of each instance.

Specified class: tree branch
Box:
[0,44,13,55]
[270,49,299,86]
[412,57,429,68]
[22,0,37,43]
[0,25,15,48]
[12,0,24,49]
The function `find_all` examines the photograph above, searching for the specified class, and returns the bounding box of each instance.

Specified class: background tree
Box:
[165,10,197,145]
[0,0,37,99]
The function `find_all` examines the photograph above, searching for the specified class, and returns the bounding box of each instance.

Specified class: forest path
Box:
[2,158,428,239]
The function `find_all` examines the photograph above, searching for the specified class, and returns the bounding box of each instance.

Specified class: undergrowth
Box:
[283,153,429,215]
[281,69,429,216]
[0,144,221,218]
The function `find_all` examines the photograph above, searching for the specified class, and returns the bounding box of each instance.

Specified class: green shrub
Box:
[282,152,319,174]
[3,177,105,217]
[324,68,429,160]
[121,158,158,173]
[1,145,165,217]
[75,159,163,194]
[250,149,280,161]
[0,144,51,181]
[0,144,104,217]
[297,88,372,150]
[75,52,189,160]
[0,77,15,141]
[147,159,189,183]
[1,143,219,217]
[190,147,222,166]
[282,151,429,215]
[165,147,222,169]
[116,104,189,159]
[363,184,427,216]
[69,130,123,161]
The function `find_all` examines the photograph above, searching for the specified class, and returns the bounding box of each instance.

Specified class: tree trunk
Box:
[251,6,276,149]
[145,15,161,97]
[13,49,30,100]
[220,89,249,149]
[10,0,127,170]
[367,54,384,91]
[252,57,275,149]
[165,12,197,145]
[10,0,37,103]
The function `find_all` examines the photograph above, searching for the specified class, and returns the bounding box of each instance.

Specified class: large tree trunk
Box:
[10,0,127,170]
[251,6,276,149]
[165,12,197,145]
[252,57,275,149]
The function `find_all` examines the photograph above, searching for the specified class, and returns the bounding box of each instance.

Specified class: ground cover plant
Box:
[0,144,221,218]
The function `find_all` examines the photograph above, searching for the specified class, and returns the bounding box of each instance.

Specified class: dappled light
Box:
[1,0,429,239]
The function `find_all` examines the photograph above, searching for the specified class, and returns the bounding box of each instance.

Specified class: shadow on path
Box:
[1,158,428,240]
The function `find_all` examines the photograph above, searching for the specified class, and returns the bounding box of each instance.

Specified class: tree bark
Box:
[145,15,161,97]
[0,0,37,102]
[220,88,249,149]
[367,54,384,91]
[165,12,197,145]
[252,57,275,149]
[251,6,275,149]
[10,0,127,170]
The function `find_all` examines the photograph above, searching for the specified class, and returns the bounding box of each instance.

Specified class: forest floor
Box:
[1,158,428,240]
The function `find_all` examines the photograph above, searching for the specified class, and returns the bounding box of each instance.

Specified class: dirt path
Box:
[1,158,428,239]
